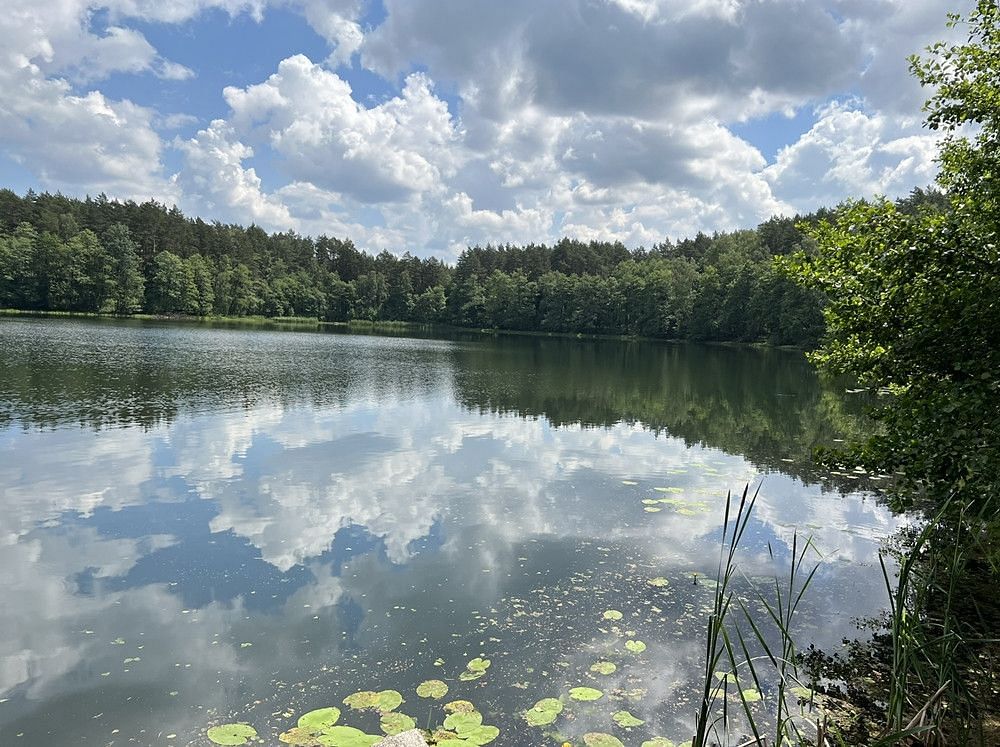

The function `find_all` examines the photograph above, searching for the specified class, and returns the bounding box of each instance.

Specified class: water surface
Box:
[0,318,893,746]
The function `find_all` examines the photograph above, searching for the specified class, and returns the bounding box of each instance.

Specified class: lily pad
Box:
[279,727,325,745]
[374,690,403,712]
[343,691,379,710]
[590,661,617,675]
[569,687,604,702]
[740,688,763,702]
[643,507,663,513]
[466,657,491,672]
[647,577,669,587]
[625,640,646,653]
[315,726,380,747]
[584,733,625,747]
[298,707,341,731]
[461,725,499,745]
[459,669,486,681]
[713,671,738,685]
[416,680,449,699]
[602,610,623,621]
[443,711,483,732]
[642,739,677,747]
[207,724,257,745]
[523,698,563,727]
[612,710,645,728]
[380,712,416,735]
[444,699,476,713]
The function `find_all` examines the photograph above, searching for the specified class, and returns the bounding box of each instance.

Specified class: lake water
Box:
[0,317,897,746]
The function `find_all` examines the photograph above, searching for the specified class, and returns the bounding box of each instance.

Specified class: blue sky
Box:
[0,0,965,257]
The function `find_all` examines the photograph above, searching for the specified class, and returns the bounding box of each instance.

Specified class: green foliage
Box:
[0,188,832,345]
[783,2,1000,510]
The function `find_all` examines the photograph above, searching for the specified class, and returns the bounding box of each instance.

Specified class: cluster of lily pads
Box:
[206,659,504,747]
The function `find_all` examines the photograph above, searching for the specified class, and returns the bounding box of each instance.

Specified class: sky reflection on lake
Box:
[0,318,896,746]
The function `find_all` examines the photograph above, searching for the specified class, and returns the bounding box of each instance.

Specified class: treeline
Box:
[0,188,944,345]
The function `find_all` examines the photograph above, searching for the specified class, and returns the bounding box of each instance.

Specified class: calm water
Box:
[0,317,895,746]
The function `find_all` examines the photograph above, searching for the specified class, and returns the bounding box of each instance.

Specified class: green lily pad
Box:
[654,487,684,493]
[343,691,379,710]
[622,480,638,485]
[643,506,663,512]
[740,688,763,702]
[713,671,738,685]
[207,723,257,745]
[466,657,491,672]
[789,686,816,700]
[380,712,416,735]
[647,577,669,587]
[443,711,483,732]
[461,725,500,745]
[458,669,486,681]
[297,707,341,731]
[602,610,623,621]
[612,710,645,727]
[642,739,677,747]
[590,661,617,675]
[444,700,476,713]
[523,698,563,726]
[375,690,403,712]
[625,640,646,653]
[416,680,449,699]
[279,726,325,745]
[315,726,380,747]
[569,687,604,701]
[584,733,625,747]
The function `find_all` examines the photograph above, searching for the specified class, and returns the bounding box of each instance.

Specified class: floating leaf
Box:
[621,480,638,485]
[444,700,476,713]
[443,711,483,732]
[374,690,403,712]
[314,725,380,746]
[713,672,738,685]
[740,688,763,702]
[380,712,415,735]
[642,739,676,747]
[416,680,449,699]
[584,733,625,747]
[343,691,379,710]
[279,727,324,745]
[523,698,563,727]
[789,686,816,701]
[602,610,623,621]
[569,687,604,702]
[297,707,341,732]
[461,725,499,745]
[466,657,491,672]
[612,710,644,728]
[643,507,662,513]
[624,640,646,653]
[459,669,486,681]
[646,577,669,587]
[590,661,617,675]
[654,487,684,494]
[207,724,257,745]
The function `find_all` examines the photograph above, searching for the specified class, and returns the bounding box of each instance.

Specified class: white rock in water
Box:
[375,729,429,747]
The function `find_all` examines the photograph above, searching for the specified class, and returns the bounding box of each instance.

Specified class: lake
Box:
[0,317,896,746]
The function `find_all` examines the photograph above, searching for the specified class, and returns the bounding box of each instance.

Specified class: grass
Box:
[691,485,980,746]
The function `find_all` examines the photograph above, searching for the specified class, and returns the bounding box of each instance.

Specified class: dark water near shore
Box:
[0,317,895,746]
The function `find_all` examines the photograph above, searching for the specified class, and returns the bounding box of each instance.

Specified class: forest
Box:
[2,189,948,347]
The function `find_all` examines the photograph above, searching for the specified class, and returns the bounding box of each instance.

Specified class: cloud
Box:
[223,54,462,203]
[764,101,943,211]
[0,0,972,255]
[173,118,294,227]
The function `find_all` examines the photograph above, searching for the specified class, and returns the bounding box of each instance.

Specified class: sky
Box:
[0,0,970,259]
